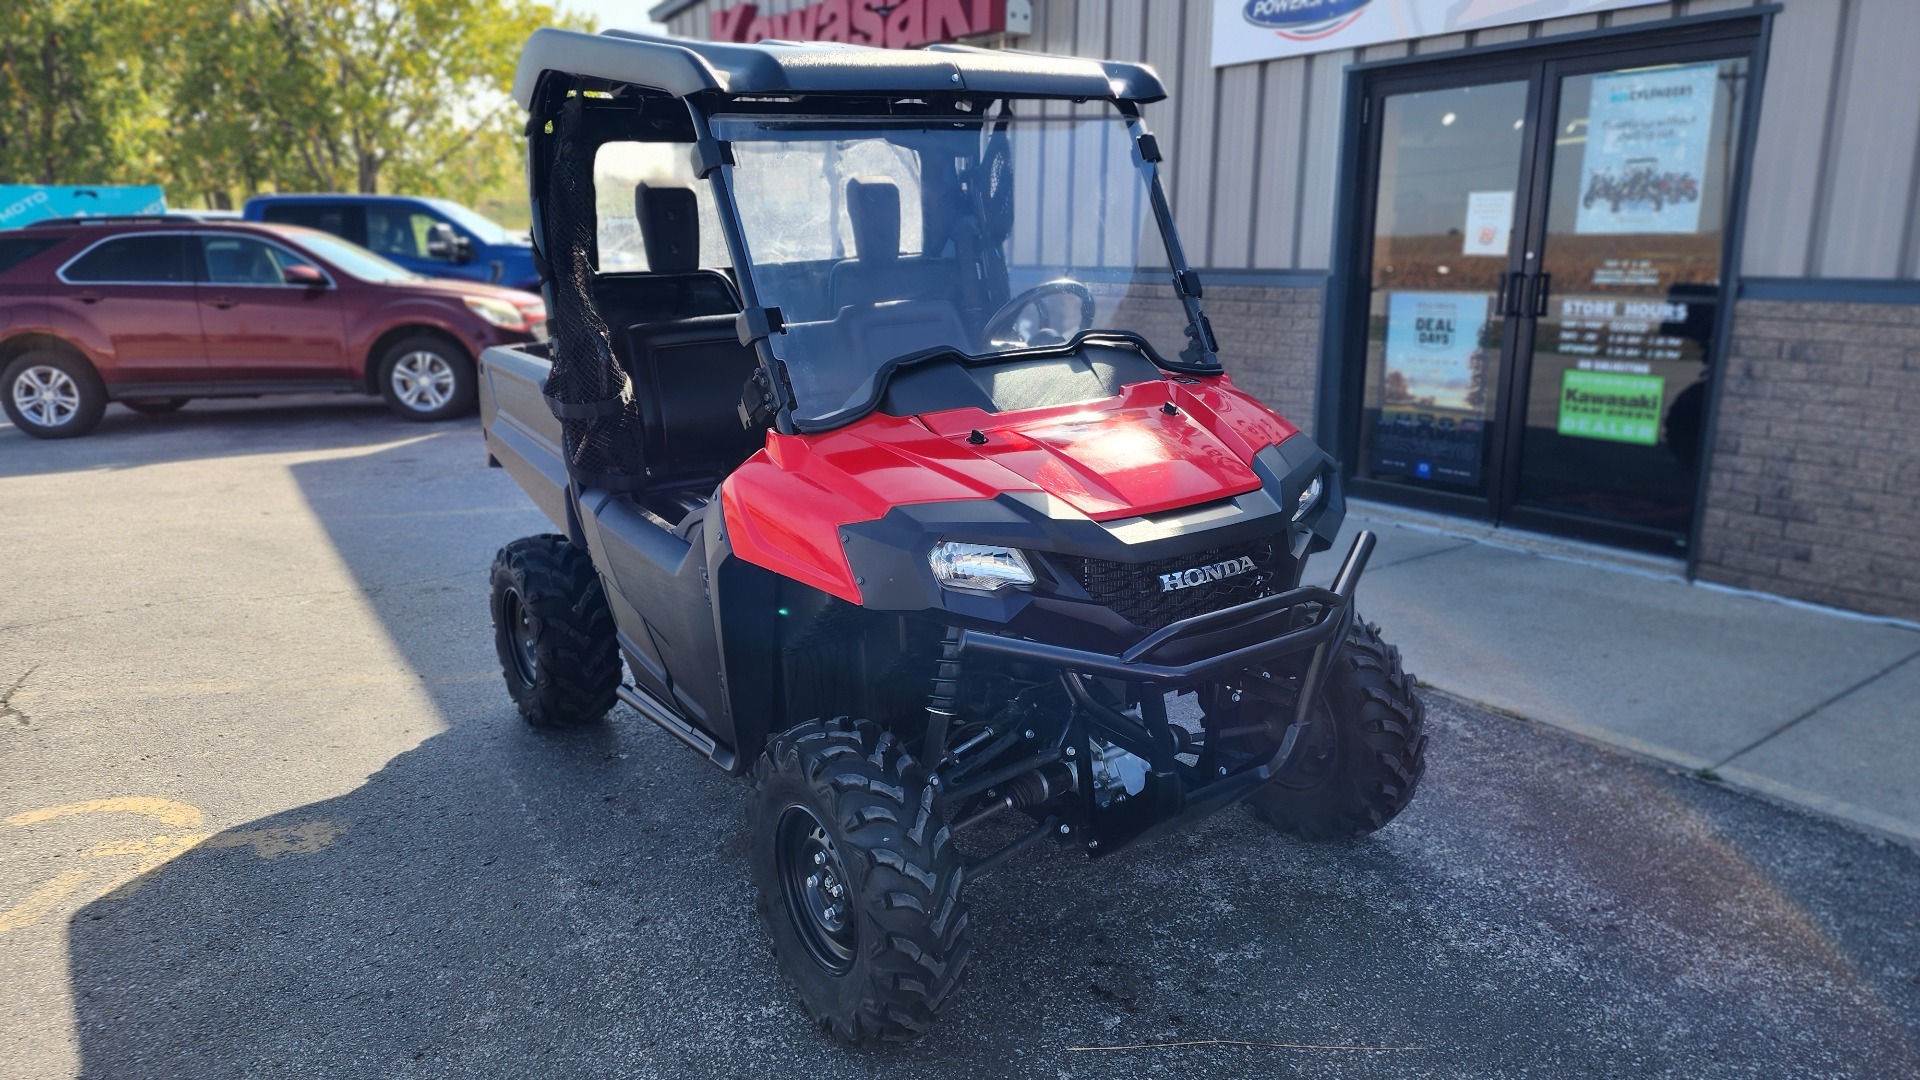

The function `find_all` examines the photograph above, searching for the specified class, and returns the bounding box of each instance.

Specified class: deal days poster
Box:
[1371,291,1490,485]
[1575,62,1718,236]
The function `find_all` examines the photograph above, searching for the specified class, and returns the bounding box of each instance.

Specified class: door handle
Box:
[208,295,238,309]
[1530,273,1553,318]
[76,290,102,304]
[1497,272,1525,317]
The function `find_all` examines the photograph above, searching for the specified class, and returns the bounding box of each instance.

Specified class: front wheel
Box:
[378,334,476,421]
[489,534,621,728]
[3,350,106,439]
[749,717,970,1044]
[1246,617,1427,840]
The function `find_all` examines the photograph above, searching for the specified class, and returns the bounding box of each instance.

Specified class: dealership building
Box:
[646,0,1920,623]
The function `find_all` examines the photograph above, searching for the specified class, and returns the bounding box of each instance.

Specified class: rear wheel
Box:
[749,717,970,1044]
[123,398,190,415]
[378,334,475,421]
[3,351,106,439]
[1246,617,1427,840]
[489,534,620,728]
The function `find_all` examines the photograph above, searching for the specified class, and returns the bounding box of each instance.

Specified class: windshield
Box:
[713,109,1200,425]
[427,198,524,246]
[286,230,421,283]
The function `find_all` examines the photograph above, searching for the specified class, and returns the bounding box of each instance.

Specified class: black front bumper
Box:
[956,529,1375,687]
[954,531,1377,857]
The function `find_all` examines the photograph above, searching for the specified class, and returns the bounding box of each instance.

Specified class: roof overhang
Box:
[511,28,1166,109]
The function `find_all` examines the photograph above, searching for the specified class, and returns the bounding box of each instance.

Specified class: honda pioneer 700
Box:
[479,27,1427,1044]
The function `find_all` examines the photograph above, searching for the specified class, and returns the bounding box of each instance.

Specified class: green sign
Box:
[1558,370,1664,445]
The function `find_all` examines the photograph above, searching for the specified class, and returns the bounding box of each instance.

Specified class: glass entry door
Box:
[1511,55,1749,541]
[1344,30,1757,553]
[1355,77,1532,500]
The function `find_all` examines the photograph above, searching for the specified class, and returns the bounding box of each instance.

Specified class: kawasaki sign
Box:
[1213,0,1667,67]
[710,1,1015,48]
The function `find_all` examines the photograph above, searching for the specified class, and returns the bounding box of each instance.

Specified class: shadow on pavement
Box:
[0,396,446,480]
[64,434,1920,1078]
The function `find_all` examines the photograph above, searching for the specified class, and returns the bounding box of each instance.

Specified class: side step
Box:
[616,682,739,772]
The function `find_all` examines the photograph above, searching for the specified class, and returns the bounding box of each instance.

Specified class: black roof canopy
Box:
[511,28,1166,108]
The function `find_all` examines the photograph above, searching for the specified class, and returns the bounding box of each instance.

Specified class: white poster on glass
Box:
[1212,1,1667,68]
[1462,190,1514,256]
[1574,62,1718,235]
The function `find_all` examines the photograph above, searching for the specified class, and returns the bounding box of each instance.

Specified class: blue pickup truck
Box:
[242,194,538,292]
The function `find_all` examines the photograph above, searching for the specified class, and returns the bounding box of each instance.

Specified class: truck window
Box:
[592,142,731,273]
[366,206,444,260]
[259,203,365,246]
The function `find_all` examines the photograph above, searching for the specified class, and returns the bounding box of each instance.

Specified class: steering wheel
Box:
[982,279,1097,348]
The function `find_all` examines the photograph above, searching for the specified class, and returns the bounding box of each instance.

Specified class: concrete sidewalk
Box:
[1308,499,1920,846]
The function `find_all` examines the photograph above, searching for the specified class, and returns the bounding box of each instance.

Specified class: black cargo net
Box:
[541,95,648,491]
[1056,537,1285,631]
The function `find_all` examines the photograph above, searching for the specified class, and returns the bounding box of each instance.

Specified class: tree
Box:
[163,0,576,207]
[0,1,155,184]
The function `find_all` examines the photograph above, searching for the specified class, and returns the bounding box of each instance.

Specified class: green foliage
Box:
[1,0,587,208]
[0,1,161,184]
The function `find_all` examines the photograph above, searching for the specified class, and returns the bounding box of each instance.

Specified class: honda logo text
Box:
[1159,556,1258,592]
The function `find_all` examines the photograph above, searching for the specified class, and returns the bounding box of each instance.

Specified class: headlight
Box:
[463,295,526,330]
[929,542,1035,592]
[1293,474,1324,522]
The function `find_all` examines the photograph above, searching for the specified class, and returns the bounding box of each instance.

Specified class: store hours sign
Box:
[1212,0,1667,67]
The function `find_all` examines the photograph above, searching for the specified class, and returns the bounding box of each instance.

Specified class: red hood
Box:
[754,378,1298,523]
[722,374,1301,602]
[914,397,1262,519]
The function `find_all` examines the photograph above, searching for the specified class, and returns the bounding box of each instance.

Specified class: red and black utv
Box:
[480,27,1426,1044]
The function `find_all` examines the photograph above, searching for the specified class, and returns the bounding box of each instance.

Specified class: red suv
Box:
[0,215,547,438]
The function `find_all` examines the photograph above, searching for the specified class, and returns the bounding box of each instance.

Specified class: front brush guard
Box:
[953,531,1378,858]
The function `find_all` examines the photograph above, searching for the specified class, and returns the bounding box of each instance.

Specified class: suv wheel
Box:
[378,334,475,421]
[750,717,971,1044]
[3,350,107,439]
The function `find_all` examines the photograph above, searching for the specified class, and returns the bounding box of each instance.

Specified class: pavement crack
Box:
[1713,646,1920,769]
[0,664,37,725]
[1364,539,1476,573]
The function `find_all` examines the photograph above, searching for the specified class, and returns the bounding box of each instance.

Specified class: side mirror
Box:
[283,264,326,287]
[425,222,473,263]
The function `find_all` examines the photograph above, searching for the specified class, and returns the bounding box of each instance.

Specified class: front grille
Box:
[1056,537,1285,630]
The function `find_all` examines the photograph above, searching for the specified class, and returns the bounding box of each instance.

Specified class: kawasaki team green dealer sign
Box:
[1558,370,1664,445]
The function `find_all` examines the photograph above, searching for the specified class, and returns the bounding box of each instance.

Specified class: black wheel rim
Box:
[776,805,856,975]
[1273,704,1345,791]
[502,588,538,688]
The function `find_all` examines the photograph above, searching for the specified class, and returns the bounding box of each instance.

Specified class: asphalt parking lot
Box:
[3,398,1919,1079]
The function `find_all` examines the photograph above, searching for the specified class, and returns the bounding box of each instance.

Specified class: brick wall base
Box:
[1697,298,1920,621]
[1100,281,1324,430]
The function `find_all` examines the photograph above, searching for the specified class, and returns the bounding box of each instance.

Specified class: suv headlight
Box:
[464,295,527,330]
[929,542,1035,592]
[1293,474,1324,522]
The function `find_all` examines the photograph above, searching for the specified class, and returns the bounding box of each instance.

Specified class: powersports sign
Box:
[709,1,1017,48]
[1212,0,1666,67]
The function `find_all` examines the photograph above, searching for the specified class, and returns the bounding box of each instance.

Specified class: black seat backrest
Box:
[591,182,740,335]
[637,183,699,272]
[830,176,958,310]
[624,314,765,480]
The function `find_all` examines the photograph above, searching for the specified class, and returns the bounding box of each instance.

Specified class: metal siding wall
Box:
[1741,0,1843,277]
[1812,0,1920,277]
[1210,62,1261,269]
[1292,50,1352,270]
[1250,58,1307,267]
